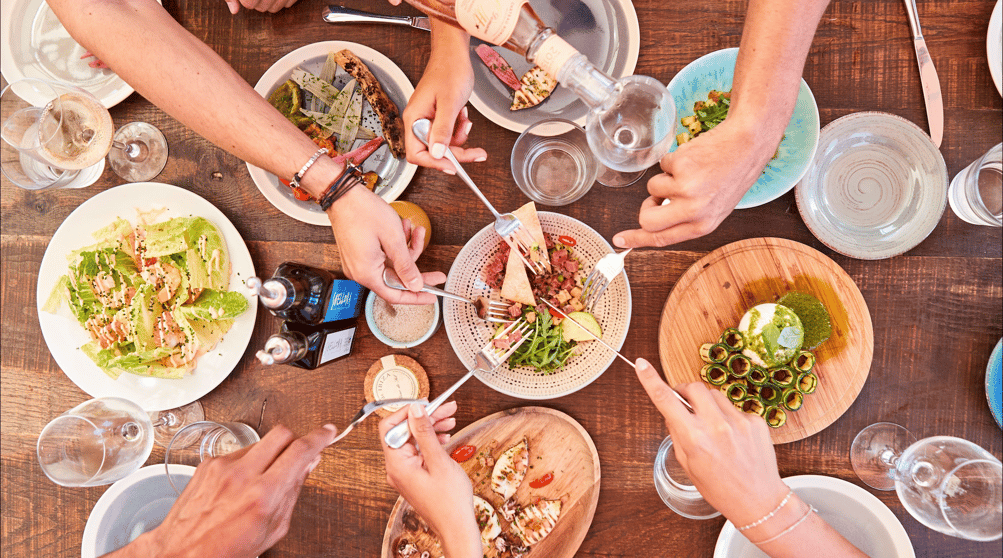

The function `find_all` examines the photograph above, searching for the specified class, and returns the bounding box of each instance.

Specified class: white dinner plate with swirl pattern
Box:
[795,112,947,260]
[713,475,915,558]
[443,212,631,399]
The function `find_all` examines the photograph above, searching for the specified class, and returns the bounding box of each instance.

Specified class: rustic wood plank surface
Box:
[2,1,1001,557]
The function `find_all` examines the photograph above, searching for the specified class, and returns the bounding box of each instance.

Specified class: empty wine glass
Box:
[164,420,260,495]
[851,423,1002,541]
[149,401,206,447]
[37,397,154,487]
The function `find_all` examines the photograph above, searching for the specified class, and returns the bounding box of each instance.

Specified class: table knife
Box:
[540,299,694,412]
[903,0,944,148]
[322,6,431,32]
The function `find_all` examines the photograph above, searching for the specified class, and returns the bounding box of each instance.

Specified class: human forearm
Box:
[48,0,342,197]
[730,0,830,152]
[744,494,868,558]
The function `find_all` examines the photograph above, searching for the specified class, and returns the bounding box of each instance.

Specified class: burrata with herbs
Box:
[739,303,804,368]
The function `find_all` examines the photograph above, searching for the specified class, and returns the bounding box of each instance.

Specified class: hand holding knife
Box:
[540,299,695,412]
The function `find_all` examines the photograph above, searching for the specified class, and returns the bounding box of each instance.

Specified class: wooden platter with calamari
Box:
[381,406,600,558]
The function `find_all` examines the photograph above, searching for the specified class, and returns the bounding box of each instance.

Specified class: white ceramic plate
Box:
[989,0,1002,96]
[467,0,640,133]
[443,212,631,399]
[81,464,195,558]
[36,183,258,412]
[795,112,947,260]
[713,475,915,558]
[0,0,156,108]
[247,41,416,226]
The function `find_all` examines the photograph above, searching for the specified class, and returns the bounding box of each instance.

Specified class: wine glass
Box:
[164,420,261,495]
[149,401,206,447]
[851,423,1002,541]
[584,75,677,187]
[36,397,154,487]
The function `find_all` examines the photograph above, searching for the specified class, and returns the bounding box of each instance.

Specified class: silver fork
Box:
[329,398,427,445]
[383,269,513,323]
[411,118,547,275]
[582,248,632,312]
[384,319,533,449]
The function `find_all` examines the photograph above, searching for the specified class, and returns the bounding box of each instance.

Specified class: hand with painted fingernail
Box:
[403,19,486,174]
[101,424,338,558]
[379,402,480,558]
[224,0,299,14]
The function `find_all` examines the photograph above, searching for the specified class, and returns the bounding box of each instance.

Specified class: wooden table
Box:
[2,1,1001,556]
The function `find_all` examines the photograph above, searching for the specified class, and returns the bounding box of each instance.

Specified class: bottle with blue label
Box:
[245,262,367,325]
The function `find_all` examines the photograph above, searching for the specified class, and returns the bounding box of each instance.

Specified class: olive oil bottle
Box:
[246,262,367,325]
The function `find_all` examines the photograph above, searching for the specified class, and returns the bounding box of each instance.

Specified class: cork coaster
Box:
[364,355,430,417]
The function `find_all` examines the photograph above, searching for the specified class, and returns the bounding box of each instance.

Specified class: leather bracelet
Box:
[737,489,794,531]
[318,163,363,211]
[751,505,816,546]
[290,147,328,190]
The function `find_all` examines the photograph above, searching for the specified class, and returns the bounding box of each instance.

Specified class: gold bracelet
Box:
[737,489,794,531]
[751,505,816,546]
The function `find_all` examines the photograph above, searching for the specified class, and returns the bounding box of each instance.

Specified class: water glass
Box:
[37,397,154,487]
[511,118,599,206]
[653,435,721,519]
[164,420,260,495]
[1,79,77,189]
[851,423,1002,541]
[948,143,1002,226]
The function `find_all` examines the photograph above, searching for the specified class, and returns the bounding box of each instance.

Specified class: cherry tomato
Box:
[143,257,157,267]
[557,235,577,247]
[292,187,312,201]
[529,472,554,488]
[450,444,477,463]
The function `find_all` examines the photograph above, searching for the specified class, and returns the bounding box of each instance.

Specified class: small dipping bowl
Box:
[366,291,440,349]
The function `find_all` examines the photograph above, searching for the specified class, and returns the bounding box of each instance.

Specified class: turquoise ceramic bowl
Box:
[666,48,820,209]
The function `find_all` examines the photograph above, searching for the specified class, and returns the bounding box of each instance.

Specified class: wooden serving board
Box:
[381,406,601,558]
[657,238,873,444]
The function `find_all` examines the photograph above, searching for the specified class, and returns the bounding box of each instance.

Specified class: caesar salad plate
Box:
[36,183,257,412]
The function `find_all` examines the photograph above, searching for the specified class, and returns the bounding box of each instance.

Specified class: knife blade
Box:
[540,299,694,412]
[903,0,944,148]
[323,6,431,32]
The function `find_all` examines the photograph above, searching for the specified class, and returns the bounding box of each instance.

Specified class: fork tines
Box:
[581,270,609,313]
[484,318,533,366]
[506,226,548,275]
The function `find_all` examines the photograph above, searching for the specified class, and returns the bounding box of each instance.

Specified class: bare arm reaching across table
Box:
[49,0,442,304]
[614,0,831,249]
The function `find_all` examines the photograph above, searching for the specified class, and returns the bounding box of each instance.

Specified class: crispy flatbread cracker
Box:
[501,248,535,306]
[510,202,551,272]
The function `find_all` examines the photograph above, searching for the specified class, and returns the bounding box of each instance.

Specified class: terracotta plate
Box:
[657,238,873,444]
[382,406,600,557]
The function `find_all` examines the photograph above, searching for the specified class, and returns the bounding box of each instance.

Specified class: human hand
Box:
[633,358,789,528]
[136,424,338,558]
[403,21,486,173]
[380,402,481,558]
[612,118,774,249]
[327,186,446,304]
[225,0,299,14]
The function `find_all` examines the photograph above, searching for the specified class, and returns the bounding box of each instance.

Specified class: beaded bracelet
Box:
[290,147,329,190]
[737,489,794,532]
[752,505,816,546]
[318,163,364,211]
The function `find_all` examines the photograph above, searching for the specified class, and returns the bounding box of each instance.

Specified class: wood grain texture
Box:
[381,406,600,558]
[2,0,1002,557]
[657,238,874,444]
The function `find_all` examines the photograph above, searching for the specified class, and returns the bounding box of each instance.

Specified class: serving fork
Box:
[411,118,548,275]
[384,318,533,449]
[383,269,513,323]
[582,248,632,312]
[329,398,428,446]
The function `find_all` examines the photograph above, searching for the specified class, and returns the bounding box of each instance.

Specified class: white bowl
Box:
[365,291,441,349]
[81,464,196,558]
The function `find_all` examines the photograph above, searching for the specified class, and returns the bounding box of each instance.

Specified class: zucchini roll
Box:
[758,384,781,405]
[769,366,796,389]
[764,406,788,428]
[699,343,730,364]
[747,366,769,386]
[745,384,761,400]
[720,328,745,351]
[793,350,816,373]
[700,363,729,386]
[781,387,804,411]
[725,382,748,403]
[796,371,818,394]
[740,397,766,417]
[726,353,751,378]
